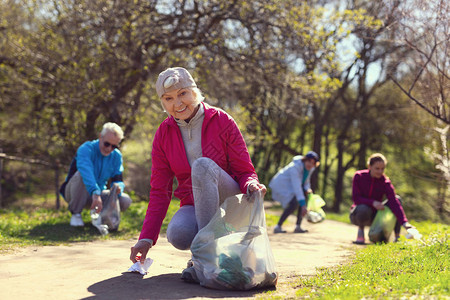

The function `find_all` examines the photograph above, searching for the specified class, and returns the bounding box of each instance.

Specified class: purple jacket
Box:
[352,169,407,224]
[139,102,259,244]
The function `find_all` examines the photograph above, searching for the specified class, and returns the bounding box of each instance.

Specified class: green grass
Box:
[264,209,279,227]
[293,221,449,299]
[325,212,352,224]
[0,197,280,253]
[0,199,179,253]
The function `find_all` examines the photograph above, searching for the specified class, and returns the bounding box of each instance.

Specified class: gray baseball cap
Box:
[155,67,197,98]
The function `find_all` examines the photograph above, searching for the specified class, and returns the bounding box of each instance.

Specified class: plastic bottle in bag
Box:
[91,209,109,235]
[90,184,121,235]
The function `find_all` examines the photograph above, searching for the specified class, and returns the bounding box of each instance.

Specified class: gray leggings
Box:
[166,157,241,250]
[64,171,132,214]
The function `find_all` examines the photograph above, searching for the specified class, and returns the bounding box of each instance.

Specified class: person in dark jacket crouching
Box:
[350,153,413,244]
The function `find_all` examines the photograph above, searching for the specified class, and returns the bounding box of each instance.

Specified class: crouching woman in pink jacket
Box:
[350,153,413,244]
[129,67,266,282]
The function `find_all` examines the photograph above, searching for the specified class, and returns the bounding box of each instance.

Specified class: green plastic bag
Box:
[306,194,326,223]
[368,207,396,243]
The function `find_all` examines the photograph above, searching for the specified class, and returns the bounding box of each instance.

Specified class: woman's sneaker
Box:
[70,213,84,227]
[273,225,286,234]
[294,227,308,233]
[181,266,199,284]
[353,236,365,245]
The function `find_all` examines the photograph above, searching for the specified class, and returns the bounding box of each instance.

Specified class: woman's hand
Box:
[248,182,267,196]
[373,201,385,210]
[402,222,415,230]
[130,240,152,263]
[112,183,122,194]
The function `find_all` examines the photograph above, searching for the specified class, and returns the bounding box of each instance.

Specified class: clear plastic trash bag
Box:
[368,207,396,243]
[306,194,326,223]
[190,191,278,290]
[90,210,109,235]
[91,184,121,235]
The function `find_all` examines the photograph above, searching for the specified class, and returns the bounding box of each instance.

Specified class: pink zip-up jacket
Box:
[352,169,407,224]
[139,102,259,244]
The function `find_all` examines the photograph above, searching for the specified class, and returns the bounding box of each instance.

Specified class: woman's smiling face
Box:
[161,88,200,120]
[369,161,385,178]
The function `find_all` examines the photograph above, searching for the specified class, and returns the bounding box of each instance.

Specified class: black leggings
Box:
[277,196,303,226]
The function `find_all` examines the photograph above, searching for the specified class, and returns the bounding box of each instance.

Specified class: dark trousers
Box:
[277,196,303,226]
[349,204,401,235]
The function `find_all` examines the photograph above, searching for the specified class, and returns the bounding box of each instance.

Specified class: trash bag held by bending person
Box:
[91,184,121,235]
[306,193,326,223]
[190,191,278,290]
[100,183,121,231]
[368,206,396,243]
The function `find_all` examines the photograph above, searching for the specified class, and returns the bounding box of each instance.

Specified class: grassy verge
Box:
[293,221,449,299]
[0,198,178,253]
[0,197,280,253]
[325,212,352,224]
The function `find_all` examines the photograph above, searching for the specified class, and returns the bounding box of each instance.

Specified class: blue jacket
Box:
[269,155,315,208]
[60,139,125,198]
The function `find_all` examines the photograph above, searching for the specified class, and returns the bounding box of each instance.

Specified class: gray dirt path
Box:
[0,215,357,300]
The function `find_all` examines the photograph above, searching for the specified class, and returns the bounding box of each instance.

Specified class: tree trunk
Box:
[321,126,331,200]
[311,106,324,192]
[358,128,368,169]
[333,138,345,212]
[85,109,100,141]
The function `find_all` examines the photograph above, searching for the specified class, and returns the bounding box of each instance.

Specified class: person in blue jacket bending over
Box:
[269,151,320,233]
[60,122,132,227]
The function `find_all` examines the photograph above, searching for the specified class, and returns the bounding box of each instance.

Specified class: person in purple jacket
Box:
[129,67,266,283]
[350,153,413,244]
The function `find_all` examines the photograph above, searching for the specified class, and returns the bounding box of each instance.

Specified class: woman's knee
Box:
[119,193,132,211]
[192,157,218,180]
[166,206,198,250]
[167,222,197,250]
[350,205,374,226]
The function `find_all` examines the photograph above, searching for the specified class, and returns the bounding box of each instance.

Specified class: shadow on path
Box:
[0,219,356,300]
[85,272,274,300]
